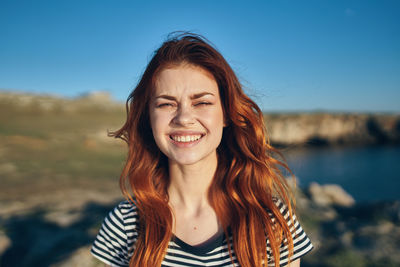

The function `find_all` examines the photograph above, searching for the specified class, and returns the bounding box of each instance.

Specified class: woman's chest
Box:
[173,208,222,246]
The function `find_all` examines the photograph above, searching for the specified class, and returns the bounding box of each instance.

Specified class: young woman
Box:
[91,33,313,267]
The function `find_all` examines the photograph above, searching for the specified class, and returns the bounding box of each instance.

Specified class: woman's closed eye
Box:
[194,101,212,107]
[156,102,175,108]
[155,101,212,108]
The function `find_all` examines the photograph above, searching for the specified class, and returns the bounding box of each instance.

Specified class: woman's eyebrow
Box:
[191,92,215,99]
[154,92,215,100]
[155,94,176,101]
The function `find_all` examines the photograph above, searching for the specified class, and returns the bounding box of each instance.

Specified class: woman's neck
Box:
[167,153,223,246]
[167,153,218,213]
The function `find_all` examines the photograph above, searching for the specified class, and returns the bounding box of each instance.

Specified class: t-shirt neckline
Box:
[171,232,226,256]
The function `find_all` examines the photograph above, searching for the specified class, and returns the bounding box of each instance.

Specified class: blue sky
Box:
[1,0,399,112]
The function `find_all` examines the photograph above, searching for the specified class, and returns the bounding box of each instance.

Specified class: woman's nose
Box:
[173,104,195,126]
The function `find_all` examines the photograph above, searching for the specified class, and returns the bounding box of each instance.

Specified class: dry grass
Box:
[0,92,127,203]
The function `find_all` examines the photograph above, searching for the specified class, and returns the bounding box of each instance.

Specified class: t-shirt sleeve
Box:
[91,202,132,267]
[268,199,314,266]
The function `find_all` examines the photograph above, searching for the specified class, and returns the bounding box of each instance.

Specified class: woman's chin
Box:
[169,157,202,166]
[167,151,218,167]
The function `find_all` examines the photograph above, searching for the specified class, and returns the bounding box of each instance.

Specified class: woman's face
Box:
[149,64,225,166]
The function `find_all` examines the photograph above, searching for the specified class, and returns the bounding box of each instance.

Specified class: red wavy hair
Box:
[111,33,295,267]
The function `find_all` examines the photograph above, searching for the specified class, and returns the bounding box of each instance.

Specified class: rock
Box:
[308,182,355,207]
[44,211,82,227]
[340,231,354,247]
[0,231,11,256]
[353,221,400,261]
[359,221,395,235]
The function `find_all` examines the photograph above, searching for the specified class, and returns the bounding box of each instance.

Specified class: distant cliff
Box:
[264,113,400,146]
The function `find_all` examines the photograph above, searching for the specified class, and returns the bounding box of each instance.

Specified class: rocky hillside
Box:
[0,90,121,112]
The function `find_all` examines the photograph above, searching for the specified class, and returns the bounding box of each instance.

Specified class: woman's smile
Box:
[170,134,202,143]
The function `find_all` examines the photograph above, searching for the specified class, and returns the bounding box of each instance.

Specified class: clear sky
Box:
[1,0,399,112]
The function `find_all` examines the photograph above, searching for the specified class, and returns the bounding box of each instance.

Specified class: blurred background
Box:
[0,0,399,266]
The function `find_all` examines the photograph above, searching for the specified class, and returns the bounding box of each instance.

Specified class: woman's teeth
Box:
[171,135,202,142]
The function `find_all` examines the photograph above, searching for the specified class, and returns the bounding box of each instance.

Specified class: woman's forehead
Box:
[152,64,218,97]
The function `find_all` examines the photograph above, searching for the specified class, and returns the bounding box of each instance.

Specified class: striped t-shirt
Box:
[91,199,313,266]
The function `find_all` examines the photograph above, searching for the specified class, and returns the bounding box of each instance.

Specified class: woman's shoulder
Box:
[107,200,140,228]
[114,199,139,215]
[91,200,139,266]
[269,197,292,219]
[268,197,303,233]
[97,199,140,242]
[267,197,314,265]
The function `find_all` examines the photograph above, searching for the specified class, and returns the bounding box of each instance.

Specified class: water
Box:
[282,145,400,202]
